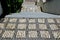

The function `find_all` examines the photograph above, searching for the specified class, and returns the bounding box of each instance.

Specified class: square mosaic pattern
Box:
[39,24,47,29]
[0,23,5,29]
[28,31,37,38]
[56,19,60,23]
[58,25,60,28]
[3,18,8,22]
[6,23,16,29]
[17,24,27,29]
[49,24,59,30]
[40,31,50,38]
[28,18,36,23]
[47,19,55,23]
[38,18,45,23]
[52,31,60,38]
[19,18,26,23]
[16,31,26,38]
[9,18,17,22]
[2,30,14,38]
[0,17,60,40]
[28,24,36,29]
[0,30,2,34]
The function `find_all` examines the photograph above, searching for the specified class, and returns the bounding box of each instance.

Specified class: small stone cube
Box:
[56,19,60,23]
[49,24,58,30]
[0,30,2,34]
[19,19,26,23]
[28,31,37,38]
[0,23,5,29]
[16,31,26,38]
[39,24,47,29]
[40,31,50,38]
[2,30,14,38]
[6,23,16,29]
[58,25,60,28]
[38,18,45,23]
[52,31,60,38]
[9,18,17,22]
[47,19,55,23]
[3,18,8,22]
[28,19,36,23]
[17,24,26,29]
[28,24,36,29]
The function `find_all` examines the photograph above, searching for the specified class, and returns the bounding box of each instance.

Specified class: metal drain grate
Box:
[0,17,60,40]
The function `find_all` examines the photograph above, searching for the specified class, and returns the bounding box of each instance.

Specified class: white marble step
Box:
[21,1,41,12]
[22,2,35,4]
[21,5,41,12]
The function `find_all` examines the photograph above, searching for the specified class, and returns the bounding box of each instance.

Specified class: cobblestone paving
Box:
[0,17,60,40]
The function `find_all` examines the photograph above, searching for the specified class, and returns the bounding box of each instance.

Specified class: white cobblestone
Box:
[0,23,5,29]
[0,30,2,34]
[47,19,55,23]
[38,19,45,23]
[40,31,50,38]
[52,31,60,38]
[39,24,47,29]
[28,24,36,29]
[6,23,16,29]
[28,19,36,23]
[3,18,8,22]
[28,31,37,38]
[19,19,26,23]
[17,24,26,29]
[56,19,60,23]
[49,24,58,30]
[2,30,14,38]
[16,31,26,38]
[9,18,17,22]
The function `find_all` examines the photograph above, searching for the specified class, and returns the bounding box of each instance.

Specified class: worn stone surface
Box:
[0,30,2,34]
[49,24,58,30]
[52,31,60,38]
[16,31,26,38]
[9,18,17,22]
[47,19,55,23]
[28,24,36,29]
[17,24,26,29]
[28,19,36,23]
[0,17,60,40]
[0,23,5,29]
[28,31,37,38]
[6,23,16,29]
[19,19,26,23]
[2,30,14,38]
[39,24,47,29]
[38,18,45,23]
[56,19,60,23]
[58,25,60,28]
[3,18,8,22]
[40,31,50,38]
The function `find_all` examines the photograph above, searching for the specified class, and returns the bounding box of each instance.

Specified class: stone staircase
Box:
[21,2,41,12]
[0,1,60,40]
